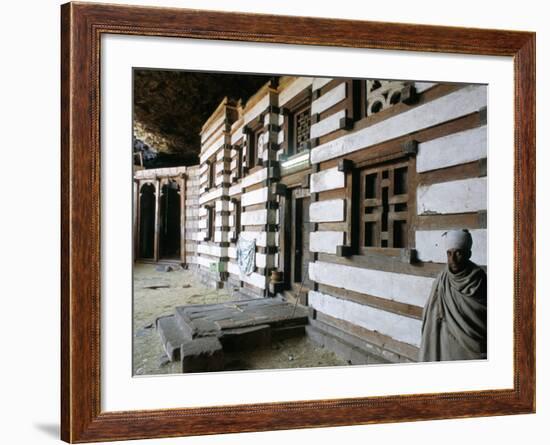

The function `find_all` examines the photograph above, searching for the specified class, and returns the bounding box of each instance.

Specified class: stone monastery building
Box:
[134,76,487,363]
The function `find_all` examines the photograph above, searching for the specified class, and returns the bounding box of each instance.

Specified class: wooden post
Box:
[153,177,161,262]
[133,179,140,261]
[180,174,187,265]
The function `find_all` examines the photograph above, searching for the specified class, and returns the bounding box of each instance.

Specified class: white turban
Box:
[443,229,473,251]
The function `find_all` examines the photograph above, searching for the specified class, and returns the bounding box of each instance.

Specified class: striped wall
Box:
[195,99,238,288]
[184,166,201,266]
[136,77,488,364]
[310,85,487,164]
[304,81,487,360]
[222,82,280,296]
[309,290,423,347]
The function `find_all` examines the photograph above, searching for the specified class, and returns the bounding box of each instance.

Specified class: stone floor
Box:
[133,263,348,375]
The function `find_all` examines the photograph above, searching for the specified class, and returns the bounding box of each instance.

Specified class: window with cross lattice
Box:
[356,158,412,253]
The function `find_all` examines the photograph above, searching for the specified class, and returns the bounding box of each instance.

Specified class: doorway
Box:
[139,183,155,259]
[282,187,311,301]
[159,181,181,260]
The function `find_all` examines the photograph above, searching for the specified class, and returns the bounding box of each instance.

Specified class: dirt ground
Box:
[133,263,348,375]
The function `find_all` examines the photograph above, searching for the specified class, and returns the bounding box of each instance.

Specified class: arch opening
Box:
[139,183,156,259]
[159,181,181,260]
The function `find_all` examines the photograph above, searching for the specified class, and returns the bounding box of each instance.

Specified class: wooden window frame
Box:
[346,150,418,260]
[345,79,419,131]
[253,127,264,167]
[206,155,216,191]
[355,158,413,255]
[245,123,263,169]
[282,88,312,156]
[204,205,214,242]
[349,79,366,122]
[289,100,311,155]
[230,199,241,243]
[233,143,245,181]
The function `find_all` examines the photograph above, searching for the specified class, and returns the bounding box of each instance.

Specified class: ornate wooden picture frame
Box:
[61,2,535,442]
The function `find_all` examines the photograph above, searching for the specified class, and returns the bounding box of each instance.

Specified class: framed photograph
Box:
[61,1,535,442]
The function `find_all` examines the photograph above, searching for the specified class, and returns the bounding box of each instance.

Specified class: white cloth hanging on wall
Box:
[236,236,256,276]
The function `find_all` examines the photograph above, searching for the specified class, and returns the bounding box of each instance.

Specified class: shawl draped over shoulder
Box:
[419,261,487,362]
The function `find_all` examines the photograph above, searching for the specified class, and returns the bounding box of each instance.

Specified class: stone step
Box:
[158,298,311,372]
[219,324,271,352]
[175,306,219,339]
[156,315,187,361]
[272,324,306,341]
[174,298,309,335]
[181,337,224,373]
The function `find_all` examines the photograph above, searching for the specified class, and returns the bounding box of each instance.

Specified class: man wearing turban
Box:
[419,229,487,362]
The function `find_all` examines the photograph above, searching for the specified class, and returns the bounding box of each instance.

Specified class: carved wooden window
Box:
[348,79,366,123]
[282,90,312,156]
[247,127,263,169]
[230,199,241,243]
[290,103,311,154]
[205,205,214,241]
[206,155,216,190]
[366,80,415,116]
[357,159,411,253]
[233,144,245,181]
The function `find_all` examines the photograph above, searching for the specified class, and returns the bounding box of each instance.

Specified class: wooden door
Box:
[280,187,311,301]
[139,183,156,259]
[290,189,311,295]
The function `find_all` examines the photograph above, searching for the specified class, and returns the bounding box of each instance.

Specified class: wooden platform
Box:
[156,297,309,372]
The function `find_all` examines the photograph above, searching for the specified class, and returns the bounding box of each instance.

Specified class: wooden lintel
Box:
[479,106,488,125]
[338,158,354,172]
[272,183,287,196]
[401,84,418,105]
[339,117,354,130]
[401,140,418,155]
[336,245,353,257]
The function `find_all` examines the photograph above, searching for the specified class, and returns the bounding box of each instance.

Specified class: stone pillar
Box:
[218,139,233,283]
[180,173,187,264]
[153,177,161,262]
[263,99,282,296]
[133,179,140,261]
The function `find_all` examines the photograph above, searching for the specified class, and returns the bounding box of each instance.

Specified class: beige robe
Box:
[419,261,487,362]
